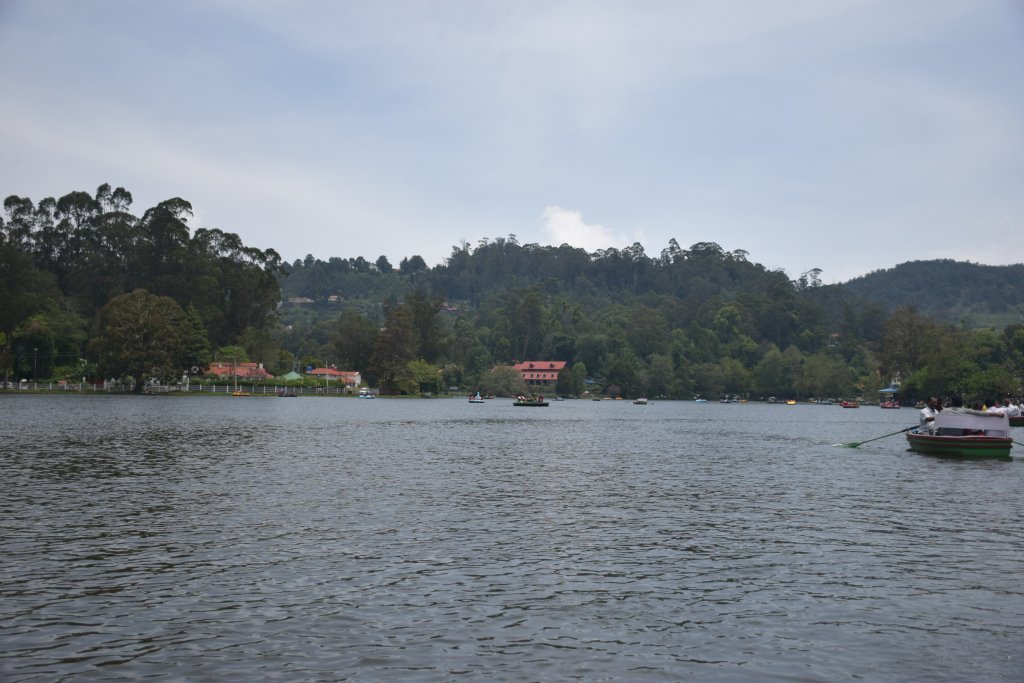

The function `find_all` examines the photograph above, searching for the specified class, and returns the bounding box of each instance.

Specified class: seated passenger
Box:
[919,396,941,434]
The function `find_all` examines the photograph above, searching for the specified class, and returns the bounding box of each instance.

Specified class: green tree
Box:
[878,308,938,384]
[753,345,804,398]
[692,362,725,398]
[406,289,448,362]
[0,244,60,382]
[441,362,463,390]
[12,315,55,380]
[575,333,611,377]
[238,326,279,367]
[643,354,674,398]
[796,352,854,399]
[375,255,393,273]
[719,357,751,396]
[183,305,212,372]
[568,361,588,396]
[603,347,643,398]
[448,316,478,366]
[88,289,194,392]
[38,303,89,377]
[500,288,545,361]
[964,367,1017,403]
[625,306,669,359]
[903,327,1021,402]
[333,309,379,373]
[370,302,417,394]
[407,359,442,394]
[215,345,250,363]
[479,364,528,397]
[463,344,493,385]
[399,254,428,275]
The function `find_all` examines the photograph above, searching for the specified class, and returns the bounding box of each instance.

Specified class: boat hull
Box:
[1009,416,1024,427]
[906,432,1012,459]
[513,401,549,407]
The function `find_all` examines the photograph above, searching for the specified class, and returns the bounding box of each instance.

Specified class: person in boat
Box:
[1005,398,1021,418]
[947,396,990,415]
[918,396,941,434]
[985,398,1006,416]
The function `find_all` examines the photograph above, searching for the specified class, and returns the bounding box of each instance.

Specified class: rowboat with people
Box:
[906,410,1012,459]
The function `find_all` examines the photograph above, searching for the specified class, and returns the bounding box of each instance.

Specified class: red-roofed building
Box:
[513,360,566,387]
[206,361,274,380]
[306,368,362,387]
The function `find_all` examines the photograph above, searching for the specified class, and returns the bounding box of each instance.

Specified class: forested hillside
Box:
[1,186,282,391]
[4,185,1024,401]
[829,260,1024,327]
[276,237,1024,401]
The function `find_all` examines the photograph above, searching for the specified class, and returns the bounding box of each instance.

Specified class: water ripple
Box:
[1,396,1022,681]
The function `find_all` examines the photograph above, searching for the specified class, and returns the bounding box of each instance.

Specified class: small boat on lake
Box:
[1009,415,1024,427]
[633,397,648,405]
[469,392,485,404]
[514,395,549,407]
[841,400,859,408]
[358,388,375,399]
[906,411,1012,459]
[880,400,900,409]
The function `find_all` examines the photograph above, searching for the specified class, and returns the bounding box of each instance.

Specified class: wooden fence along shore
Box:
[1,381,359,396]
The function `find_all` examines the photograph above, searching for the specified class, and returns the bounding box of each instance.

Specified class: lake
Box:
[2,395,1022,682]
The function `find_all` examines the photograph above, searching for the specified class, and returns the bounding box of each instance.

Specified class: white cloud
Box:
[541,206,644,253]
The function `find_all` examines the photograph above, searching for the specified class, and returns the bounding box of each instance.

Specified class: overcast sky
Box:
[1,1,1022,282]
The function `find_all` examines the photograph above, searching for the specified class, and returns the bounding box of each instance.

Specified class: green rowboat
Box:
[906,411,1012,459]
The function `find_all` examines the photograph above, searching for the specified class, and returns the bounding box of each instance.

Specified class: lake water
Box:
[2,395,1022,682]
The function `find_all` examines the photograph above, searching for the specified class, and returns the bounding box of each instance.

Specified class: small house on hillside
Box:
[513,361,566,387]
[206,362,274,380]
[306,367,362,388]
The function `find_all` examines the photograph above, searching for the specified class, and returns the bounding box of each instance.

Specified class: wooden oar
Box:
[836,426,914,448]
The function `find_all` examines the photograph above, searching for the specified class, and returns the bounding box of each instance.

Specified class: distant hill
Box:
[822,260,1024,328]
[278,247,1024,334]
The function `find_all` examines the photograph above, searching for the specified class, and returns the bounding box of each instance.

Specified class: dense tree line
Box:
[4,185,1024,401]
[279,237,1024,402]
[1,185,281,389]
[826,260,1024,326]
